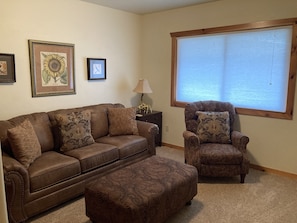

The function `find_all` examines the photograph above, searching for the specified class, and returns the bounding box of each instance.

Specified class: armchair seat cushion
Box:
[200,144,243,165]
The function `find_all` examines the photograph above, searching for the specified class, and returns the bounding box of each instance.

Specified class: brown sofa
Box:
[0,103,158,223]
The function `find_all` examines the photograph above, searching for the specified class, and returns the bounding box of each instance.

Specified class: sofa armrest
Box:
[2,152,30,223]
[137,121,159,155]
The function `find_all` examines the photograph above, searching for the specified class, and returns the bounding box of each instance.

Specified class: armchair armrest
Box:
[183,130,200,149]
[137,120,159,155]
[231,130,249,152]
[183,130,200,166]
[231,131,250,175]
[2,152,30,223]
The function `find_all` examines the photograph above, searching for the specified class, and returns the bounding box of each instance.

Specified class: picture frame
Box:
[87,58,106,80]
[28,39,75,97]
[0,53,16,83]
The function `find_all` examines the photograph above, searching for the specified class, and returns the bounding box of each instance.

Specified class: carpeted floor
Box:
[29,146,297,223]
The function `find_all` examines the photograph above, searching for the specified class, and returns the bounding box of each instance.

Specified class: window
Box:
[171,18,297,119]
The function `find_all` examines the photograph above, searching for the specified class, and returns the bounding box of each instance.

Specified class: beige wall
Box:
[0,0,142,120]
[141,0,297,175]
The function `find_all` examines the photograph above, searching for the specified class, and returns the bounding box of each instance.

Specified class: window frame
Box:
[170,18,297,119]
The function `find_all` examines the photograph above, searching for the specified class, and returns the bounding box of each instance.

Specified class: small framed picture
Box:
[87,58,106,80]
[0,53,16,83]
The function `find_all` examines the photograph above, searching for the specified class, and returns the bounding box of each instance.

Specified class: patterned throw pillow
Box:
[108,107,139,136]
[7,119,41,168]
[196,111,231,143]
[55,110,95,152]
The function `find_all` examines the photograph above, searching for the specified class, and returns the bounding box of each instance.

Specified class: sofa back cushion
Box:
[0,112,54,155]
[0,120,15,155]
[7,119,42,168]
[48,103,124,150]
[49,108,87,150]
[107,107,139,136]
[55,110,95,152]
[75,103,125,139]
[88,106,110,139]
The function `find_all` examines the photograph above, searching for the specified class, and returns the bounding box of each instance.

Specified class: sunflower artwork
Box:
[41,52,68,86]
[29,40,75,97]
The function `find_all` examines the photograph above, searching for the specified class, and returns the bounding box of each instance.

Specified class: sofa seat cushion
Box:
[96,135,147,159]
[200,143,243,165]
[28,151,81,192]
[64,143,119,173]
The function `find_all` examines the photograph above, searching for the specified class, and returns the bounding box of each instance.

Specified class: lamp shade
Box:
[133,79,152,94]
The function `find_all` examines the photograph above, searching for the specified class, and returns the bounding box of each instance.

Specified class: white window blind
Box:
[176,26,292,112]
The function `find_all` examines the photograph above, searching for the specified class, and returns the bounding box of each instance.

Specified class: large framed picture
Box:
[87,58,106,80]
[0,53,16,83]
[28,40,75,97]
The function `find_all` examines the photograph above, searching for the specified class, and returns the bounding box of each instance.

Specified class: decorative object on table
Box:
[87,58,106,80]
[28,40,75,97]
[133,79,152,114]
[0,53,16,83]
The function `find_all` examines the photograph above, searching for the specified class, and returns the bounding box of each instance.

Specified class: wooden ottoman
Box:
[85,155,198,223]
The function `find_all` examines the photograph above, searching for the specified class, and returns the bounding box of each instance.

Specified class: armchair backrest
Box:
[184,100,236,134]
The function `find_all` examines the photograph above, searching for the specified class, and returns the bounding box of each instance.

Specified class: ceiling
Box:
[82,0,218,14]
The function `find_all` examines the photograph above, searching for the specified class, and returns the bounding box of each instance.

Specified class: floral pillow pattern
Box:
[55,110,95,152]
[196,111,231,144]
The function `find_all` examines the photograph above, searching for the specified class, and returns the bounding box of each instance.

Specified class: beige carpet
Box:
[29,147,297,223]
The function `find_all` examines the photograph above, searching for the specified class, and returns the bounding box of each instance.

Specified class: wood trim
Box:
[170,17,297,120]
[161,142,183,150]
[170,36,177,107]
[235,107,293,120]
[161,142,297,180]
[250,164,297,180]
[287,21,297,119]
[170,17,297,37]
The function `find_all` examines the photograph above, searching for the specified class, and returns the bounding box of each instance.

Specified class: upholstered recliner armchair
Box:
[183,100,249,183]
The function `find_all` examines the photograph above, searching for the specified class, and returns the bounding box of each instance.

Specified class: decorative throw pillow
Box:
[55,110,95,152]
[108,107,139,136]
[196,111,231,143]
[7,119,41,168]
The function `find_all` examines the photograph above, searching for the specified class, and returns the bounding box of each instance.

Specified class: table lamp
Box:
[133,79,152,113]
